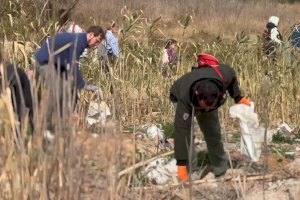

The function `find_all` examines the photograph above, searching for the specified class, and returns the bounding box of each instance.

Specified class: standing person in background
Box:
[97,20,123,74]
[56,9,88,58]
[98,20,123,62]
[289,24,300,51]
[160,39,178,78]
[262,16,283,63]
[105,20,123,61]
[56,9,85,34]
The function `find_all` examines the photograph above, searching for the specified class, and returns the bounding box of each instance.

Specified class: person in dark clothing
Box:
[170,54,251,181]
[289,25,300,51]
[0,52,34,132]
[262,16,283,62]
[34,26,105,130]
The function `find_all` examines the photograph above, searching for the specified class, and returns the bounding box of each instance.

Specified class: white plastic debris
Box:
[43,130,55,142]
[229,102,264,162]
[146,125,165,140]
[86,101,111,125]
[144,158,177,184]
[277,123,295,137]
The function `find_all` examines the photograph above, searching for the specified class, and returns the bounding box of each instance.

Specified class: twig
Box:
[187,106,195,200]
[117,151,174,178]
[238,175,246,200]
[223,114,241,199]
[60,0,81,21]
[263,75,271,200]
[134,174,273,190]
[271,147,284,159]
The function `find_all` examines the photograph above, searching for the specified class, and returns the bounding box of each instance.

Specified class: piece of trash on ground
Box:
[146,125,172,149]
[86,101,111,125]
[144,158,177,184]
[146,125,165,140]
[277,123,295,137]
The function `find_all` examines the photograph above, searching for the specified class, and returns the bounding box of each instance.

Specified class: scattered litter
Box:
[86,101,111,125]
[146,125,165,140]
[296,147,300,151]
[284,152,295,155]
[135,133,144,141]
[144,158,177,184]
[277,123,295,137]
[194,138,204,145]
[92,134,99,138]
[146,125,172,150]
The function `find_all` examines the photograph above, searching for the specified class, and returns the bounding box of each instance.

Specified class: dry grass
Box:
[72,0,300,36]
[1,0,300,199]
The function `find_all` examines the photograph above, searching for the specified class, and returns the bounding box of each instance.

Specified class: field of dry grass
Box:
[1,0,300,199]
[72,0,300,37]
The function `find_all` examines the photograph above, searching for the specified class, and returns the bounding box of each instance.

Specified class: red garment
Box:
[197,54,220,67]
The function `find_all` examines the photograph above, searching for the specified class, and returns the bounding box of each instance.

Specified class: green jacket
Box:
[169,64,244,165]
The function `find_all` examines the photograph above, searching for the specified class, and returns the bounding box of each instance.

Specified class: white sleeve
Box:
[270,28,282,44]
[74,25,83,33]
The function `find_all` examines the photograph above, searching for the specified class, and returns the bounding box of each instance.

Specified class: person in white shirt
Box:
[56,9,88,57]
[262,16,283,63]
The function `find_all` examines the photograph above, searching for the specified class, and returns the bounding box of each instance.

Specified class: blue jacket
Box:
[35,33,88,89]
[290,27,300,48]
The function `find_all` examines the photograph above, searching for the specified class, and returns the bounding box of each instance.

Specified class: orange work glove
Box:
[178,166,188,181]
[238,97,251,106]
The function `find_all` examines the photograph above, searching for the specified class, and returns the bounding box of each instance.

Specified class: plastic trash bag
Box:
[146,125,165,140]
[86,101,111,125]
[229,102,263,162]
[144,158,177,184]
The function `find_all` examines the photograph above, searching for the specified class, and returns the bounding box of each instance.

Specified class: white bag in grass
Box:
[146,125,165,140]
[144,158,177,184]
[229,102,264,162]
[86,101,111,125]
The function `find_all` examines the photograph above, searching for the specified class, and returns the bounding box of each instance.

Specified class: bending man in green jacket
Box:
[170,54,251,181]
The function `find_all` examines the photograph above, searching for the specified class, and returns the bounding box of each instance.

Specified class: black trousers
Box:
[0,63,34,132]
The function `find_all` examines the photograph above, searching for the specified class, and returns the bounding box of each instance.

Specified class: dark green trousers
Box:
[173,102,228,176]
[194,110,228,176]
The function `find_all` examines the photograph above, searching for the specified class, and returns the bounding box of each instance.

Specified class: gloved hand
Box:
[84,84,98,92]
[238,97,251,106]
[178,166,188,181]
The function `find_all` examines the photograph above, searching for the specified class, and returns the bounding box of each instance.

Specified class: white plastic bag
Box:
[229,102,263,162]
[146,125,165,140]
[86,101,111,125]
[144,158,177,184]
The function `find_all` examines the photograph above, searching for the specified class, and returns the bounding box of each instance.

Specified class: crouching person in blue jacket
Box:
[34,26,105,131]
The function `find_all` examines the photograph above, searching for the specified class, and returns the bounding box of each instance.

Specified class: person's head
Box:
[192,81,219,112]
[106,20,116,32]
[165,39,177,50]
[58,9,70,27]
[86,26,105,48]
[269,16,279,27]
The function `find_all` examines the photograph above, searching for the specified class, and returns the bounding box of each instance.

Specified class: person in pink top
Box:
[160,39,178,78]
